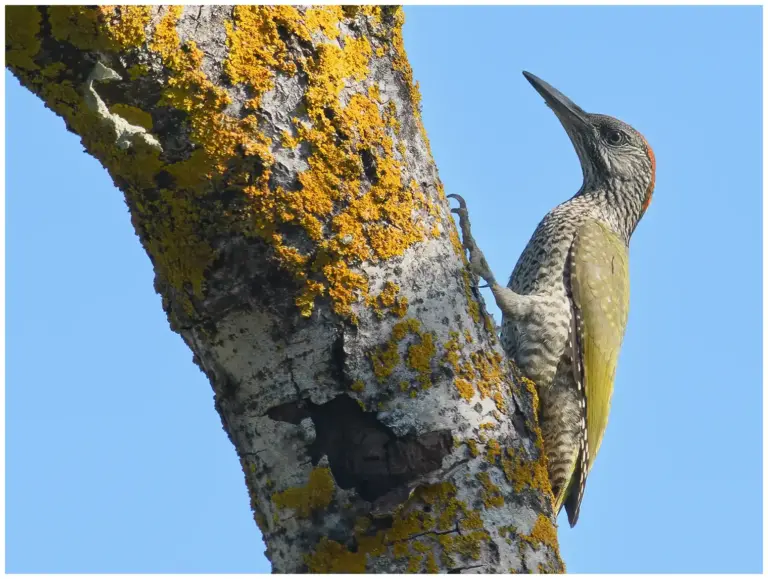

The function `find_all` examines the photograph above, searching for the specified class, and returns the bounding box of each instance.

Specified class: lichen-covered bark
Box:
[7,5,564,573]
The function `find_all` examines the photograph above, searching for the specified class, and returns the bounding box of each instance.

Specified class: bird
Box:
[449,71,655,527]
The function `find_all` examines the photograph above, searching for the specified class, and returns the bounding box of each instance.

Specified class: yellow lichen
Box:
[460,509,484,531]
[521,514,560,559]
[407,331,435,388]
[448,225,465,258]
[272,466,335,518]
[442,331,510,411]
[486,438,502,464]
[462,270,481,322]
[305,6,343,39]
[371,341,400,380]
[521,375,540,417]
[438,531,489,562]
[99,5,150,49]
[306,480,480,572]
[295,280,326,317]
[501,447,552,498]
[476,471,504,508]
[425,551,438,573]
[370,318,436,388]
[305,537,370,573]
[225,6,306,108]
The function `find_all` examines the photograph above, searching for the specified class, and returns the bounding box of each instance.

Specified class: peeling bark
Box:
[7,5,565,573]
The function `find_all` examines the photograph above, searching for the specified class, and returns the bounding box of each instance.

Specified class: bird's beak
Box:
[522,71,590,130]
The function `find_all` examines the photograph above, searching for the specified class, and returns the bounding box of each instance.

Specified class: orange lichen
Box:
[305,6,344,39]
[9,6,455,328]
[225,6,306,108]
[224,8,438,320]
[454,378,474,401]
[99,5,151,49]
[368,281,409,319]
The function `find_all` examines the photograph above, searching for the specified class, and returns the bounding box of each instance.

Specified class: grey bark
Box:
[7,5,564,573]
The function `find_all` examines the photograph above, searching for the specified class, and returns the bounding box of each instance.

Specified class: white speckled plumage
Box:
[451,71,655,527]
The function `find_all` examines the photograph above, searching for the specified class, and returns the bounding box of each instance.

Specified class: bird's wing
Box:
[570,218,630,471]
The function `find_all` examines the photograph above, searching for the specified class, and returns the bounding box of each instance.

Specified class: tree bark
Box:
[7,5,564,573]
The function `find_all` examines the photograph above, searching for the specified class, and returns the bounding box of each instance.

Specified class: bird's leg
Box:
[448,194,497,285]
[448,194,534,321]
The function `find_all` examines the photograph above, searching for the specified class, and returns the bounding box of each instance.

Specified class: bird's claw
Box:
[447,193,496,287]
[447,193,468,210]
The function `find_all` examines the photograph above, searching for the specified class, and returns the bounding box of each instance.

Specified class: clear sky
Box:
[6,6,761,574]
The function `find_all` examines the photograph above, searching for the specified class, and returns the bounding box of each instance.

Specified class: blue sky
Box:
[6,6,762,573]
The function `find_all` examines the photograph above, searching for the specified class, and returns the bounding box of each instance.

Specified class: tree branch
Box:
[7,5,564,573]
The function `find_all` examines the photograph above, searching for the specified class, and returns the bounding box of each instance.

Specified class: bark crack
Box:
[448,564,486,573]
[390,524,460,544]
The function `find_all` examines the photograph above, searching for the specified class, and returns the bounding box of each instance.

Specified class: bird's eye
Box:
[604,129,626,146]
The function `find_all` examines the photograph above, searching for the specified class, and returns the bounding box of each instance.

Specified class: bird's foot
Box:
[448,194,533,321]
[448,194,497,286]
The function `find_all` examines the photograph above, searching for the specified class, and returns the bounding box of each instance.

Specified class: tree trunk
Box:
[7,5,564,573]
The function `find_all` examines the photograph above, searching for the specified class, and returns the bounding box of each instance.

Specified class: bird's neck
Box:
[578,180,645,245]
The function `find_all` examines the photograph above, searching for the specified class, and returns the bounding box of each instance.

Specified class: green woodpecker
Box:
[450,71,655,526]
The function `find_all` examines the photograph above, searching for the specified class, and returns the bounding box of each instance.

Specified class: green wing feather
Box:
[570,219,630,471]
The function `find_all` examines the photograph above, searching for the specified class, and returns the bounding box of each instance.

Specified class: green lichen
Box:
[6,6,42,71]
[272,466,335,518]
[48,6,106,50]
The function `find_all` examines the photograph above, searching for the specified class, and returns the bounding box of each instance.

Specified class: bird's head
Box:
[523,71,655,238]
